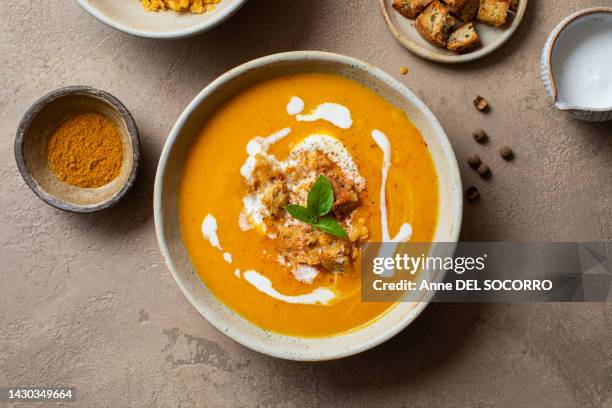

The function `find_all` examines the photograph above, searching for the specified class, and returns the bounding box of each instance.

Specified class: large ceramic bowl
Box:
[154,51,463,361]
[75,0,247,39]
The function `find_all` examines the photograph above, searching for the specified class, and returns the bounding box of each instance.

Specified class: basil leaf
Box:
[285,205,317,224]
[315,217,347,239]
[286,175,343,239]
[307,175,334,217]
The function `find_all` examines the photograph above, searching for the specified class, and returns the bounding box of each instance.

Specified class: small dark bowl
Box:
[15,86,139,213]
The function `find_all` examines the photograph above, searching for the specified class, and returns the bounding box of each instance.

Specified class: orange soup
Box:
[179,73,438,337]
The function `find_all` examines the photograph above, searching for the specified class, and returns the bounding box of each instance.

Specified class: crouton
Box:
[319,234,353,273]
[328,177,360,217]
[392,0,434,19]
[443,0,479,21]
[298,150,361,217]
[304,150,333,171]
[347,223,369,243]
[278,224,357,274]
[447,22,481,53]
[250,154,283,192]
[320,246,352,273]
[477,0,510,27]
[416,1,457,48]
[278,225,322,266]
[261,180,287,217]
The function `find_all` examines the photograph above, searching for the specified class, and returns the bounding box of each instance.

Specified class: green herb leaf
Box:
[285,205,317,224]
[286,175,346,239]
[307,175,334,216]
[315,217,348,239]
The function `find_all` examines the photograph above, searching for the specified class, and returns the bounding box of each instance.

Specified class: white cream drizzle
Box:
[240,195,265,231]
[240,127,291,180]
[223,252,233,264]
[296,103,352,129]
[286,96,304,115]
[291,135,366,190]
[371,130,413,243]
[243,270,335,305]
[201,214,222,250]
[239,128,292,232]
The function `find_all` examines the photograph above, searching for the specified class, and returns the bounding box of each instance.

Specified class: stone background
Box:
[1,0,610,407]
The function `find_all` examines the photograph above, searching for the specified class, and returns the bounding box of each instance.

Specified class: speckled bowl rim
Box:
[378,0,528,64]
[15,86,140,213]
[75,0,248,39]
[154,51,463,360]
[542,7,612,112]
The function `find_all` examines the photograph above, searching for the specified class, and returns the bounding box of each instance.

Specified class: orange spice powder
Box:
[47,112,123,188]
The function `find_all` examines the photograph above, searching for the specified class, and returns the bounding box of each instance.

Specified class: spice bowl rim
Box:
[15,85,140,213]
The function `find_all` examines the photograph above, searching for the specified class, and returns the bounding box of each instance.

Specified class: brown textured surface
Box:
[0,1,611,407]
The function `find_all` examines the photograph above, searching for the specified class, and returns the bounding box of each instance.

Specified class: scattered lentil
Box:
[466,186,480,201]
[478,163,491,178]
[473,128,488,144]
[499,146,514,160]
[467,153,482,169]
[399,66,409,75]
[473,96,489,111]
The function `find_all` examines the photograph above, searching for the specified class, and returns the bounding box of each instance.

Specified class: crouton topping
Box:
[416,1,457,48]
[447,22,481,54]
[392,0,517,55]
[477,0,510,27]
[392,0,434,19]
[240,131,369,278]
[443,0,479,22]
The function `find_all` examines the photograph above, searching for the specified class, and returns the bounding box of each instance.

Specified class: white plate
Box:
[379,0,528,63]
[75,0,247,39]
[154,51,463,361]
